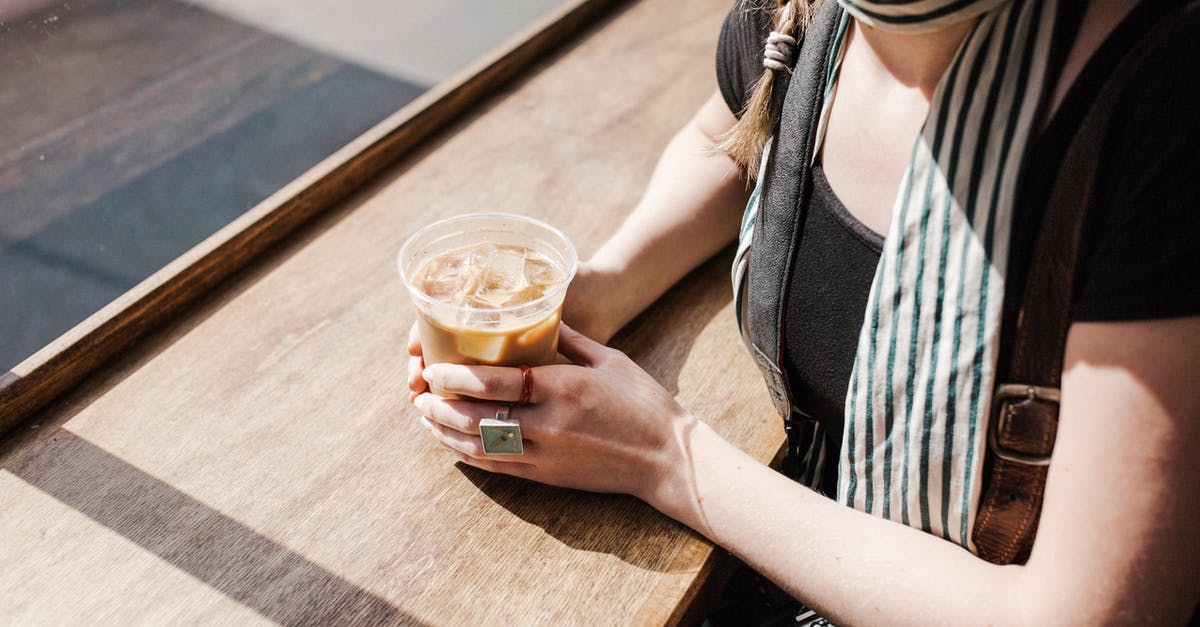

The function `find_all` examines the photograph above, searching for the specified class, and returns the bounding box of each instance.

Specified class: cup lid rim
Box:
[397,212,579,315]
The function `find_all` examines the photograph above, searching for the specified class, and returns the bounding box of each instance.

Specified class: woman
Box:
[408,0,1200,622]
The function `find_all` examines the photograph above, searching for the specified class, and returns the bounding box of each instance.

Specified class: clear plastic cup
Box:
[398,213,577,387]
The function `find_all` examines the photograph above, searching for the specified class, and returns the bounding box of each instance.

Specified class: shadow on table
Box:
[5,430,417,625]
[458,464,698,574]
[459,248,736,573]
[612,247,736,397]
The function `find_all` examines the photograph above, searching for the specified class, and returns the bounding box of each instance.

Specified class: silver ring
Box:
[480,405,523,455]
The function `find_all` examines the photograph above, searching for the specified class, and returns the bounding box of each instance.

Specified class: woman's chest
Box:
[818,48,932,238]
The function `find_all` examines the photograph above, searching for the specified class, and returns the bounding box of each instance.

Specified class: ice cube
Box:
[417,248,481,304]
[456,332,507,363]
[516,313,558,347]
[523,255,561,287]
[465,293,504,312]
[480,246,529,294]
[457,258,484,300]
[420,278,460,303]
[420,250,468,282]
[501,285,547,307]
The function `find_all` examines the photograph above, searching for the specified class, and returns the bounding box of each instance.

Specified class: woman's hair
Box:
[719,0,821,177]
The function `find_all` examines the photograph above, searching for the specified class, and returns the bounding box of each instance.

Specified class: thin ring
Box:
[518,365,533,405]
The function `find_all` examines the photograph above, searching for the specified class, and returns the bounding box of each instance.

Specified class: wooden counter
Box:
[0,0,785,623]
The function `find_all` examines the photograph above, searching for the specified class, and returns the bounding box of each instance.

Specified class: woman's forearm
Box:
[574,92,749,340]
[647,318,1200,626]
[660,421,1018,626]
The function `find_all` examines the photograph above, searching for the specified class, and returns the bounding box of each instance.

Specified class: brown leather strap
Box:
[972,8,1178,565]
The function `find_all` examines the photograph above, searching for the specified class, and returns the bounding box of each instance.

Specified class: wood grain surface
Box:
[0,0,785,624]
[0,0,624,438]
[0,0,340,238]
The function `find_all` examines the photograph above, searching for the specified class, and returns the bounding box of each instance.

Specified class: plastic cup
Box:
[398,213,577,392]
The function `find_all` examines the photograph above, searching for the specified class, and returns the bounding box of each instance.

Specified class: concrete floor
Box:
[0,0,570,371]
[192,0,569,86]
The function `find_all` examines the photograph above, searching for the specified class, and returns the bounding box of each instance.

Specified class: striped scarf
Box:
[732,0,1063,552]
[839,0,1013,33]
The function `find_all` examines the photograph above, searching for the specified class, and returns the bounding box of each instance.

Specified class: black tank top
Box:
[783,164,880,487]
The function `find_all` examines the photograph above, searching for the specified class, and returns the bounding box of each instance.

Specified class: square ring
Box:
[480,418,523,455]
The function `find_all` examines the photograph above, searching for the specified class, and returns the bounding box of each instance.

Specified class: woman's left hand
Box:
[411,324,696,506]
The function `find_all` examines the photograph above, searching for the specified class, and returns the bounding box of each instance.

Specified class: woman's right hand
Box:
[406,322,427,405]
[412,323,701,520]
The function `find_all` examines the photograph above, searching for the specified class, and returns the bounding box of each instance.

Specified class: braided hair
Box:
[718,0,822,177]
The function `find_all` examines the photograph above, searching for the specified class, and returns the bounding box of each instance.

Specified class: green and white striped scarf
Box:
[732,0,1062,552]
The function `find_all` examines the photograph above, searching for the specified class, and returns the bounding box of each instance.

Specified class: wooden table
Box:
[0,0,785,623]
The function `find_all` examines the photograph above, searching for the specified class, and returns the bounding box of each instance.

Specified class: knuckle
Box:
[421,395,442,418]
[555,371,586,399]
[476,459,502,474]
[560,407,588,435]
[481,369,507,394]
[538,418,564,440]
[588,343,617,365]
[462,438,486,458]
[593,345,617,364]
[439,399,463,423]
[602,345,631,367]
[564,378,595,412]
[444,436,483,460]
[461,403,486,431]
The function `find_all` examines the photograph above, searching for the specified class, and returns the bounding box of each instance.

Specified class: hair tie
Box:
[763,31,797,72]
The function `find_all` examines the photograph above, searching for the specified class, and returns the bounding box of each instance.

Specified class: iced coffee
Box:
[412,243,566,366]
[398,213,577,381]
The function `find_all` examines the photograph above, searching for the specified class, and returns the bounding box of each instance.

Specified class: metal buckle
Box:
[988,384,1060,467]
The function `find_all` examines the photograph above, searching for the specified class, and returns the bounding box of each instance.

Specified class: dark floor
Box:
[0,0,434,371]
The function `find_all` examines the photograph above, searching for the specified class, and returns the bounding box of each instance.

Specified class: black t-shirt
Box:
[716,1,1200,448]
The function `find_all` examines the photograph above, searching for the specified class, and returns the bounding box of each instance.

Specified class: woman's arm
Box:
[418,316,1200,625]
[654,316,1200,625]
[564,90,750,343]
[407,91,747,399]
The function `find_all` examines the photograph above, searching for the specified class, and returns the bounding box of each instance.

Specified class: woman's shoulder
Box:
[716,1,776,117]
[1071,1,1200,322]
[721,0,776,43]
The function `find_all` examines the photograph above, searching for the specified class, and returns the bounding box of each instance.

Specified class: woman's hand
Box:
[409,324,696,506]
[405,322,428,405]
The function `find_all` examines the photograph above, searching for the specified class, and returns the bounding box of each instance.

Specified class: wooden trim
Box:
[643,541,737,626]
[0,0,628,437]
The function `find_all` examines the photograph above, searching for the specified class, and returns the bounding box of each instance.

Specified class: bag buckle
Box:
[988,384,1060,467]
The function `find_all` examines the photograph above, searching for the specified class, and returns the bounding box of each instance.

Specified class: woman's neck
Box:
[853,19,977,98]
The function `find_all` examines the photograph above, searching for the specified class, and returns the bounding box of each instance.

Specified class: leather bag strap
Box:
[972,6,1178,564]
[746,1,842,455]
